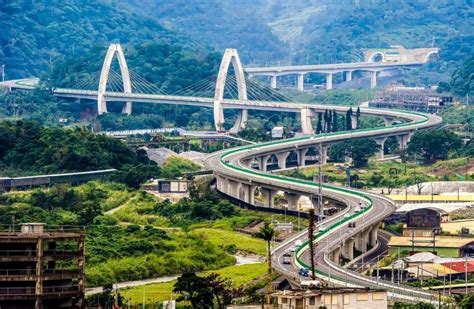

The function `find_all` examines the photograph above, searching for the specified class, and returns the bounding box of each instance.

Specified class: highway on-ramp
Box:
[205,105,442,303]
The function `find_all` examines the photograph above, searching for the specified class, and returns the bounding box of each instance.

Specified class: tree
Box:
[355,107,361,129]
[255,221,276,303]
[407,130,463,162]
[345,108,353,130]
[458,293,474,309]
[332,109,339,132]
[450,55,474,98]
[316,113,323,134]
[206,273,243,308]
[345,138,380,167]
[174,273,214,308]
[324,109,330,133]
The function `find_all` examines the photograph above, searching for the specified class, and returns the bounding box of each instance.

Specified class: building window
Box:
[356,293,369,301]
[344,294,350,305]
[372,292,386,300]
[309,297,315,305]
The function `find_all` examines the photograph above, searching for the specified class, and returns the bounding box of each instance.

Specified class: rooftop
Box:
[388,236,474,248]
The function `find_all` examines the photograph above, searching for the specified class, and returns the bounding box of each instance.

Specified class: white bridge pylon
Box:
[214,48,249,133]
[98,44,132,115]
[96,45,250,132]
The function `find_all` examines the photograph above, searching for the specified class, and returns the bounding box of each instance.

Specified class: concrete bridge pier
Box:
[227,179,241,198]
[300,108,316,135]
[356,229,371,254]
[258,155,270,172]
[345,71,353,82]
[369,226,378,247]
[351,114,358,130]
[240,183,258,204]
[342,238,355,260]
[216,175,228,193]
[284,192,301,209]
[370,71,378,88]
[241,158,253,168]
[374,137,387,160]
[333,246,341,264]
[384,117,395,127]
[270,75,277,89]
[276,152,290,169]
[396,133,412,152]
[326,73,333,90]
[344,155,353,164]
[260,187,277,208]
[297,73,305,91]
[310,198,324,218]
[296,148,308,166]
[319,145,329,165]
[229,109,248,134]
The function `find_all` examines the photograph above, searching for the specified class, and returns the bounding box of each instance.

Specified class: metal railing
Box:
[0,269,79,276]
[0,285,80,295]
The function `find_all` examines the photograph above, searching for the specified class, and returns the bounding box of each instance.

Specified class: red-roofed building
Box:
[441,261,474,273]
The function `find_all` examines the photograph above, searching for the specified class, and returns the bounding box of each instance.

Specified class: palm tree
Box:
[256,221,276,304]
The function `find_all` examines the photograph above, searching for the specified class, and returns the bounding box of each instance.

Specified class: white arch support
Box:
[98,44,132,115]
[214,49,248,133]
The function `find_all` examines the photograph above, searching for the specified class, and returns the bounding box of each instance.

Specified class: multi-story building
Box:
[370,86,454,112]
[271,288,387,309]
[0,223,85,309]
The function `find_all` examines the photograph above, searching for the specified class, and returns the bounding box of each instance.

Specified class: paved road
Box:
[85,255,262,295]
[204,106,442,303]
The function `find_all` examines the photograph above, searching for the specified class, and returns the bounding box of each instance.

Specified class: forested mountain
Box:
[1,0,472,84]
[0,0,196,79]
[115,0,472,83]
[113,0,288,64]
[287,0,473,83]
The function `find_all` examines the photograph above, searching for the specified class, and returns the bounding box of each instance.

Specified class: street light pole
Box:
[1,64,5,82]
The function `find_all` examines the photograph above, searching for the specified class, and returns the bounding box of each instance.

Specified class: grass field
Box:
[120,262,267,305]
[441,220,474,234]
[192,228,267,255]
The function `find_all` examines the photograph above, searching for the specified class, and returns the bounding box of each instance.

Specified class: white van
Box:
[300,280,320,290]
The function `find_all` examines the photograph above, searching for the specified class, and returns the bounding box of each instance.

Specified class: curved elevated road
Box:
[205,105,442,303]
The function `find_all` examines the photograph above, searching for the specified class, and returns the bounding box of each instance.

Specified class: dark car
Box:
[348,221,356,228]
[298,268,309,277]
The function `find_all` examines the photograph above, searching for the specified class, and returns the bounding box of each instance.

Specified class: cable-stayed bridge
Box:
[1,43,444,303]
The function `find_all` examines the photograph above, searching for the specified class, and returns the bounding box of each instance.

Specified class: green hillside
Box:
[0,0,194,79]
[114,0,288,64]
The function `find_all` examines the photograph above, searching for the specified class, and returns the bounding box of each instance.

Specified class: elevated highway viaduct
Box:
[245,46,439,90]
[205,107,442,303]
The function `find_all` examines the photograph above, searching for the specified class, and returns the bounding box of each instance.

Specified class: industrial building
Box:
[388,235,474,257]
[370,86,454,112]
[0,223,85,309]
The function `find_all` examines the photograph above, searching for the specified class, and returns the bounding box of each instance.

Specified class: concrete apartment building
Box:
[0,223,85,309]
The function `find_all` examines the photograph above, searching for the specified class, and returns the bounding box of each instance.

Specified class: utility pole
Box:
[308,208,317,280]
[1,64,5,82]
[317,143,323,219]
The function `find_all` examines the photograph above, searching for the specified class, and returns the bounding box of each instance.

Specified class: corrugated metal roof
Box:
[388,236,474,248]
